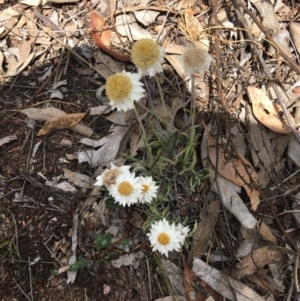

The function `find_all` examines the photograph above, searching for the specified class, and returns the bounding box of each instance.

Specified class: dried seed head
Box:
[181,47,212,76]
[102,169,121,187]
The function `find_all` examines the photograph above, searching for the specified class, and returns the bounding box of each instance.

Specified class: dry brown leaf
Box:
[165,43,185,54]
[152,103,172,130]
[184,9,209,50]
[203,122,260,211]
[247,86,294,134]
[165,54,185,79]
[201,124,260,229]
[37,112,86,136]
[182,256,209,301]
[160,259,185,295]
[18,0,47,6]
[258,222,277,244]
[174,0,196,10]
[21,107,68,120]
[0,16,19,39]
[246,272,285,294]
[251,0,291,56]
[90,11,130,62]
[12,38,34,71]
[133,10,159,26]
[247,104,288,187]
[4,52,36,77]
[290,21,300,56]
[231,246,289,279]
[187,199,221,268]
[0,50,3,80]
[20,107,93,137]
[63,168,95,189]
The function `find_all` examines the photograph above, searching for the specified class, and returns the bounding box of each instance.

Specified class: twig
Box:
[28,257,34,301]
[42,242,63,266]
[13,278,32,301]
[43,141,46,173]
[295,253,299,292]
[286,272,295,301]
[7,208,19,258]
[26,123,35,170]
[146,258,152,300]
[19,128,32,154]
[153,273,164,296]
[34,9,64,37]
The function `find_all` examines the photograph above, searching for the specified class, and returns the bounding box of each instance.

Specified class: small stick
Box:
[13,278,32,301]
[146,258,152,300]
[153,274,164,296]
[28,257,34,301]
[19,128,32,154]
[42,242,63,266]
[7,208,19,257]
[294,253,299,292]
[286,273,294,301]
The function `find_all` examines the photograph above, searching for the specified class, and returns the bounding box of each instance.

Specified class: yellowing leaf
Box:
[203,122,260,211]
[37,112,86,136]
[247,86,294,134]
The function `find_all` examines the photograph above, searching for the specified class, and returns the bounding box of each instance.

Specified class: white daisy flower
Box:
[147,218,183,257]
[138,176,159,204]
[109,172,142,207]
[181,47,212,76]
[176,223,190,244]
[105,70,145,112]
[94,163,131,188]
[131,39,165,77]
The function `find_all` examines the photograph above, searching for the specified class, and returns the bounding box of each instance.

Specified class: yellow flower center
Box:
[105,74,132,102]
[131,39,160,68]
[158,232,170,245]
[118,181,133,196]
[142,184,149,193]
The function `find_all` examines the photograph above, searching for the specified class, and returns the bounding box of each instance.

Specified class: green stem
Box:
[153,252,176,301]
[133,107,152,160]
[154,75,169,121]
[183,74,196,163]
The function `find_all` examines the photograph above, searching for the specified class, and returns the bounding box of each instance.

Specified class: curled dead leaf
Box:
[37,112,86,136]
[90,11,131,62]
[247,86,294,134]
[231,245,289,279]
[203,121,260,211]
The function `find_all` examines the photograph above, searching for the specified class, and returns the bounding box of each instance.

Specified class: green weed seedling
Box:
[94,233,112,250]
[94,233,121,260]
[70,256,92,272]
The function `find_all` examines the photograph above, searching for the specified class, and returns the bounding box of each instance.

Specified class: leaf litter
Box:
[1,0,300,300]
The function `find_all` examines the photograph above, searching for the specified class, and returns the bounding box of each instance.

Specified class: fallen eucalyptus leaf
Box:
[247,85,294,134]
[37,112,86,136]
